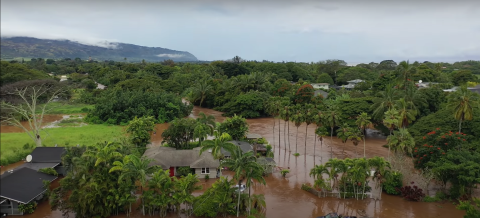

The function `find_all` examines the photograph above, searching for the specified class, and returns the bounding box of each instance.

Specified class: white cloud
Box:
[156,54,185,58]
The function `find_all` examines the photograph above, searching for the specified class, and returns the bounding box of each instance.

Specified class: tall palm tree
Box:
[372,84,399,120]
[347,128,363,158]
[280,105,292,151]
[367,157,391,200]
[221,149,262,217]
[325,158,344,193]
[244,165,266,216]
[322,100,341,159]
[315,126,329,163]
[84,142,122,167]
[356,112,372,158]
[304,104,316,155]
[383,108,401,160]
[199,131,236,160]
[387,128,415,156]
[395,98,417,129]
[291,106,305,154]
[196,112,216,134]
[448,86,480,138]
[336,123,350,158]
[265,97,281,150]
[109,155,155,216]
[397,60,414,91]
[190,80,213,107]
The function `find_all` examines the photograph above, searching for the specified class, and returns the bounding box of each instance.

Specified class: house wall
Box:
[194,167,218,178]
[55,166,66,175]
[0,200,23,215]
[311,84,329,89]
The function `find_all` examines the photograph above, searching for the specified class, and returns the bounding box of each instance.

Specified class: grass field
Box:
[36,102,95,114]
[0,124,124,165]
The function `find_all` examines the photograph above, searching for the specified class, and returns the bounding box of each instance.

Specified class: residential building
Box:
[314,90,329,99]
[310,83,330,90]
[143,146,220,179]
[341,79,364,90]
[0,167,57,215]
[222,141,253,159]
[20,147,66,175]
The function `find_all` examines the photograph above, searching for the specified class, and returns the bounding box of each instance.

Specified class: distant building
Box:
[468,84,480,95]
[314,90,329,99]
[443,87,459,92]
[342,79,364,90]
[415,82,439,89]
[311,83,329,90]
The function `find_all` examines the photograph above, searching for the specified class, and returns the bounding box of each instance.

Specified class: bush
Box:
[18,202,37,214]
[396,182,425,201]
[177,166,192,177]
[280,169,289,178]
[383,171,403,195]
[38,168,58,176]
[218,114,249,140]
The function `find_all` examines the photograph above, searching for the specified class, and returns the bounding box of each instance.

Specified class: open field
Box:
[36,102,95,114]
[0,124,123,165]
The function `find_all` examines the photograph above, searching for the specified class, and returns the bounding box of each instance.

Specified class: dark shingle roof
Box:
[30,147,65,163]
[0,167,57,204]
[222,141,252,156]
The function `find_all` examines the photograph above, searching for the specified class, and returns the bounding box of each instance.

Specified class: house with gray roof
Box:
[19,147,66,175]
[0,167,57,215]
[314,90,329,99]
[342,79,364,90]
[143,146,220,179]
[222,141,253,159]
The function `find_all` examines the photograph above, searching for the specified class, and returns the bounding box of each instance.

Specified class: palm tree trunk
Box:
[330,127,334,159]
[237,180,241,217]
[320,139,323,164]
[273,117,276,151]
[388,129,392,161]
[305,124,308,155]
[248,185,251,216]
[278,118,281,150]
[314,135,317,160]
[284,120,287,152]
[296,127,299,154]
[288,121,291,152]
[363,129,366,158]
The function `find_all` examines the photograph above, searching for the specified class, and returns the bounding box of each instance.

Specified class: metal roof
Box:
[0,167,57,204]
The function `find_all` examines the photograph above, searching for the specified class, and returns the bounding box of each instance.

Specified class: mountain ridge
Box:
[0,37,198,62]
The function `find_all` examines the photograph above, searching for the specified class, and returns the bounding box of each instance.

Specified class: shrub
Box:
[177,166,191,177]
[293,153,300,157]
[280,169,289,178]
[396,182,425,201]
[38,168,58,176]
[383,171,403,195]
[18,202,37,214]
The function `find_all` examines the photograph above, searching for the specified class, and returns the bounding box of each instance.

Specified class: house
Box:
[468,84,480,95]
[311,83,330,90]
[257,157,276,174]
[415,81,439,89]
[342,79,364,90]
[246,133,262,140]
[222,141,253,159]
[20,147,66,175]
[0,167,57,215]
[143,146,220,179]
[314,90,329,99]
[443,87,459,92]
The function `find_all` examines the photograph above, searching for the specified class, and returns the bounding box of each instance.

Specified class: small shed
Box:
[0,167,57,215]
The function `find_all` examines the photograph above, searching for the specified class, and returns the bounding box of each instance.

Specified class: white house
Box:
[342,79,364,90]
[311,83,330,90]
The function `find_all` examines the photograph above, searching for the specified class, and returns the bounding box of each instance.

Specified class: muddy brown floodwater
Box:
[10,106,465,218]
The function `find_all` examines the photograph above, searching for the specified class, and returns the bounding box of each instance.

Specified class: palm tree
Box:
[244,165,266,216]
[336,123,350,158]
[387,128,415,156]
[221,148,262,217]
[395,98,417,129]
[280,105,292,151]
[325,158,344,194]
[196,112,216,134]
[84,142,122,167]
[199,131,236,160]
[397,60,414,91]
[371,84,399,120]
[109,155,155,216]
[291,106,305,154]
[356,112,372,158]
[315,126,329,163]
[367,157,391,200]
[322,100,341,159]
[304,104,316,155]
[347,128,363,158]
[383,108,401,160]
[190,80,213,107]
[448,86,480,138]
[265,97,281,150]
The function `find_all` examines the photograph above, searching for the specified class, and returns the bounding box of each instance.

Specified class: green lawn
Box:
[36,102,95,114]
[0,124,123,166]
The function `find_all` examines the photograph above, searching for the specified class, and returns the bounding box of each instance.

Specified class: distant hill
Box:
[0,37,198,62]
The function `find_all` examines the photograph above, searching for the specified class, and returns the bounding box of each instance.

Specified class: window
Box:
[201,168,210,174]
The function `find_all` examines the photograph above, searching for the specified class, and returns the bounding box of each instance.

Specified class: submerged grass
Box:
[0,124,123,166]
[36,102,94,114]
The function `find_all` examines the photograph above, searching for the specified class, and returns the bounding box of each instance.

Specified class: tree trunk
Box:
[273,117,276,151]
[248,185,251,216]
[320,139,323,164]
[288,121,291,152]
[305,124,308,155]
[296,127,299,154]
[278,118,281,156]
[388,129,392,161]
[314,135,317,161]
[330,127,334,159]
[36,134,42,147]
[458,117,462,150]
[237,180,241,217]
[363,129,366,158]
[284,120,287,152]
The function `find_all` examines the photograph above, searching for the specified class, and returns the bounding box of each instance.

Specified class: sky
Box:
[1,0,480,63]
